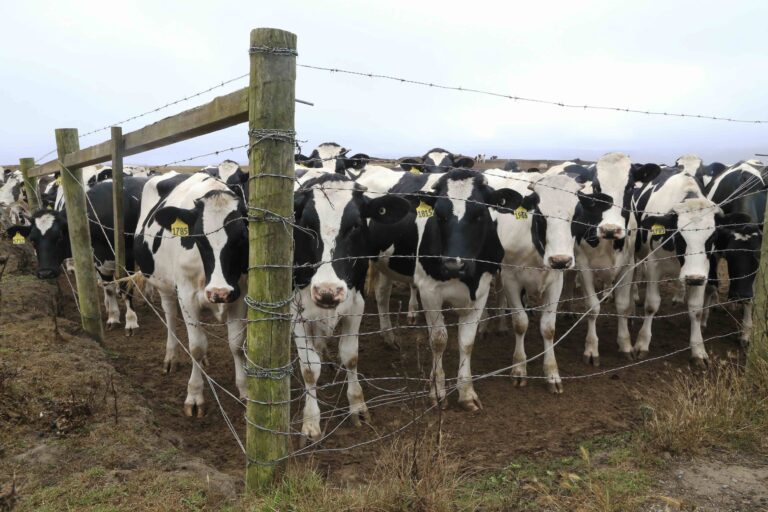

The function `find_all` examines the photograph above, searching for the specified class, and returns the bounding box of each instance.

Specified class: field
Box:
[2,209,768,510]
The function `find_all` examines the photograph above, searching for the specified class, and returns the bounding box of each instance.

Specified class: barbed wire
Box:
[299,63,768,124]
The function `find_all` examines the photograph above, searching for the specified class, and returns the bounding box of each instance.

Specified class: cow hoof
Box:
[430,397,448,410]
[547,381,564,394]
[125,328,134,338]
[621,351,635,361]
[635,350,649,360]
[163,360,179,374]
[106,321,119,331]
[184,402,206,418]
[199,356,210,369]
[407,314,417,326]
[583,354,600,367]
[350,409,371,427]
[740,338,750,350]
[690,357,709,370]
[459,397,483,412]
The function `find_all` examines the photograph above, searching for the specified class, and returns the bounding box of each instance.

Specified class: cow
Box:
[294,142,370,178]
[6,177,148,334]
[40,165,113,210]
[485,169,591,392]
[410,169,522,409]
[0,170,28,227]
[398,148,475,173]
[551,153,661,364]
[134,171,248,416]
[703,160,766,346]
[633,166,723,365]
[292,173,411,440]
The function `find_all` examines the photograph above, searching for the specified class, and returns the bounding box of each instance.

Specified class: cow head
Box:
[525,174,586,269]
[154,190,247,304]
[294,174,410,309]
[399,149,475,174]
[86,167,113,187]
[675,154,703,176]
[8,210,71,279]
[0,171,24,207]
[714,212,762,301]
[590,152,660,241]
[419,169,522,279]
[217,159,248,200]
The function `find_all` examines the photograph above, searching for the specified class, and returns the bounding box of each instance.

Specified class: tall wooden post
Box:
[245,27,296,490]
[55,128,104,342]
[19,157,39,212]
[111,127,126,280]
[749,206,768,371]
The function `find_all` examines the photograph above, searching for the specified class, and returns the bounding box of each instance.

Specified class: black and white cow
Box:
[6,177,148,334]
[703,160,766,346]
[134,171,248,417]
[485,169,588,392]
[292,173,410,440]
[412,169,522,409]
[294,142,370,178]
[551,153,661,364]
[633,167,723,365]
[398,148,475,174]
[0,170,27,226]
[40,165,114,210]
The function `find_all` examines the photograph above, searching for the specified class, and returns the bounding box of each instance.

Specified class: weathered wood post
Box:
[110,127,126,280]
[749,206,768,371]
[19,157,39,212]
[245,27,297,490]
[55,128,104,342]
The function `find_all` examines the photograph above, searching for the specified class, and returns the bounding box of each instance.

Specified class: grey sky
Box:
[1,0,766,168]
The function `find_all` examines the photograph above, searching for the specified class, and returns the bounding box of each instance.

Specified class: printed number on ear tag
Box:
[171,218,189,237]
[416,201,434,218]
[12,232,25,245]
[514,206,528,220]
[651,224,666,236]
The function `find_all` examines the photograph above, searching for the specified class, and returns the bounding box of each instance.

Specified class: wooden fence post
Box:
[245,27,297,490]
[55,128,104,342]
[749,206,768,370]
[19,157,39,212]
[111,127,126,280]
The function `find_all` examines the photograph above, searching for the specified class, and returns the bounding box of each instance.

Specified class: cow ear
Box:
[521,192,540,211]
[346,153,369,170]
[6,224,32,240]
[294,154,310,167]
[399,158,424,173]
[362,195,410,224]
[453,156,475,169]
[489,188,523,213]
[293,190,311,221]
[578,192,612,212]
[631,163,661,184]
[154,206,198,231]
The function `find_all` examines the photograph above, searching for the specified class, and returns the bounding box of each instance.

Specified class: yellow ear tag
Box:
[415,201,434,218]
[410,167,422,175]
[514,206,528,220]
[171,218,189,237]
[55,176,62,185]
[651,224,666,236]
[12,232,25,245]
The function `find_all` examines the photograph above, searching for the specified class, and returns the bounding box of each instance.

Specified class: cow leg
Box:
[226,299,247,400]
[407,284,419,325]
[614,267,634,358]
[340,296,369,426]
[540,275,563,393]
[634,265,661,358]
[741,301,753,349]
[672,281,686,304]
[374,272,398,349]
[496,284,510,334]
[701,285,718,329]
[160,291,181,373]
[103,281,121,329]
[123,286,139,336]
[502,272,528,386]
[420,292,447,408]
[177,290,208,417]
[580,269,601,366]
[457,305,485,411]
[294,318,322,442]
[687,284,709,367]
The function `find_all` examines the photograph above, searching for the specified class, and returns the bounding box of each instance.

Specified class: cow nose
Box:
[684,275,707,286]
[37,268,58,279]
[205,287,235,303]
[442,257,465,272]
[311,284,346,309]
[548,255,573,270]
[599,224,624,240]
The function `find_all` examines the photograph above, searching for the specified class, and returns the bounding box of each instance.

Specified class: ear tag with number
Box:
[12,232,26,245]
[651,224,666,236]
[415,201,434,218]
[514,206,528,220]
[171,218,189,237]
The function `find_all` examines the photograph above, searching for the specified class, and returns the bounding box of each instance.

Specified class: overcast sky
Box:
[1,0,766,168]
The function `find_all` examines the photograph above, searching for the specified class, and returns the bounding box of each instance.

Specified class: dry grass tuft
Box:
[641,357,768,455]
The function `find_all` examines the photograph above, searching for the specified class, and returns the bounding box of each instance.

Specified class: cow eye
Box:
[378,207,386,216]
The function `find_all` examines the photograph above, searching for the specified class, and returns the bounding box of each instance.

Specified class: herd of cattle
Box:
[0,145,764,441]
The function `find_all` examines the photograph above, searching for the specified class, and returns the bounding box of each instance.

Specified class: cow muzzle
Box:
[205,287,236,304]
[599,224,624,240]
[311,283,346,309]
[684,275,707,286]
[548,255,573,270]
[442,257,466,276]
